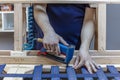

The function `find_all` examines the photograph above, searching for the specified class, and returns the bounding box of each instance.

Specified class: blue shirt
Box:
[35,4,89,49]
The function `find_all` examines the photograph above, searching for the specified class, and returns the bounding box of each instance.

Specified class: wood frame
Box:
[0,0,120,4]
[0,1,120,66]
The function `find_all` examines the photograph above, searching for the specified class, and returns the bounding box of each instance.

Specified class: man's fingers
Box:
[90,62,97,72]
[85,62,93,74]
[43,43,48,49]
[54,44,60,55]
[59,37,69,46]
[73,56,80,68]
[48,44,51,50]
[43,44,46,49]
[74,60,83,69]
[92,61,100,69]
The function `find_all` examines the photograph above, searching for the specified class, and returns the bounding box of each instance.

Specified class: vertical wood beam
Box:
[95,4,107,52]
[14,3,23,51]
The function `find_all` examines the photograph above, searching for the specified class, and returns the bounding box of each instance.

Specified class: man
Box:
[34,4,99,73]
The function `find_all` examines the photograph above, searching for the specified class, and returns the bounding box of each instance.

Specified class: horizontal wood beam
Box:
[0,0,120,4]
[1,50,120,56]
[0,55,120,65]
[0,50,120,65]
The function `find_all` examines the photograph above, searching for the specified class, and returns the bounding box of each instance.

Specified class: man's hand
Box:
[73,49,99,74]
[43,32,69,55]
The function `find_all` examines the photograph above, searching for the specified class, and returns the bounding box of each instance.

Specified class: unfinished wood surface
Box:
[14,3,23,51]
[0,50,120,64]
[96,4,107,52]
[22,7,27,48]
[0,0,110,3]
[3,65,19,80]
[3,65,35,80]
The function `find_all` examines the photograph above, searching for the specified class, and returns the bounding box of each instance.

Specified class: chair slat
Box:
[81,67,94,80]
[67,66,77,80]
[96,67,108,80]
[51,66,60,80]
[107,66,120,80]
[33,65,42,80]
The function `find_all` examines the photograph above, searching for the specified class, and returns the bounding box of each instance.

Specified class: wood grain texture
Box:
[0,0,120,4]
[97,4,107,52]
[14,3,23,51]
[0,50,120,64]
[0,0,110,3]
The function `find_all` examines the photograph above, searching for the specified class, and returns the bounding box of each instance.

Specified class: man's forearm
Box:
[34,4,55,35]
[80,8,95,51]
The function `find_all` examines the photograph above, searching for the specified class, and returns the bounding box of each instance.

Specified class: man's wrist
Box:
[43,30,56,36]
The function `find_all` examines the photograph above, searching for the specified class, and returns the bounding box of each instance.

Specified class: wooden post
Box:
[14,3,23,51]
[95,4,107,52]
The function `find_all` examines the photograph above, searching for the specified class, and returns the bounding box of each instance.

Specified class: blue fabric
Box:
[35,4,89,50]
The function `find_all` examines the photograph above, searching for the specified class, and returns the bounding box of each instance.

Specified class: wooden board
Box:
[0,0,110,3]
[96,4,106,51]
[0,50,120,64]
[14,3,23,51]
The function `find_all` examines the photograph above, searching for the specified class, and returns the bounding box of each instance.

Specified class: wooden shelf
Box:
[0,30,14,32]
[0,11,14,14]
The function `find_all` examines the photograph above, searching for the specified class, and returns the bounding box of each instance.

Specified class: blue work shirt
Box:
[35,4,89,50]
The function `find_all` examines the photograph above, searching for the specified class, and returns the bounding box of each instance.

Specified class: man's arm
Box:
[74,7,99,73]
[34,4,68,54]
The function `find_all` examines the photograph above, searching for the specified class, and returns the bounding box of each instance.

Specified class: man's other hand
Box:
[73,50,99,74]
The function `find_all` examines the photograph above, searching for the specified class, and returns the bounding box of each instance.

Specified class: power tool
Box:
[37,38,75,65]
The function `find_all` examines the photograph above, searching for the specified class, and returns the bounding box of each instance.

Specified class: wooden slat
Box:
[1,0,120,4]
[107,66,120,80]
[67,66,77,80]
[1,50,120,64]
[0,0,110,3]
[33,65,42,80]
[97,4,107,51]
[96,67,108,80]
[81,67,93,80]
[51,66,60,80]
[14,3,23,51]
[0,55,120,64]
[3,64,19,80]
[2,50,120,56]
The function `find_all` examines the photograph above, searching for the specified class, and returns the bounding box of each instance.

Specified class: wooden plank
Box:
[67,66,77,80]
[33,65,42,80]
[94,7,98,50]
[0,0,110,3]
[1,50,120,64]
[2,50,120,56]
[97,4,107,51]
[14,3,23,51]
[81,67,93,80]
[1,0,120,4]
[96,67,108,80]
[0,54,120,64]
[22,7,27,48]
[0,50,10,56]
[107,66,120,80]
[51,66,60,80]
[3,64,19,80]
